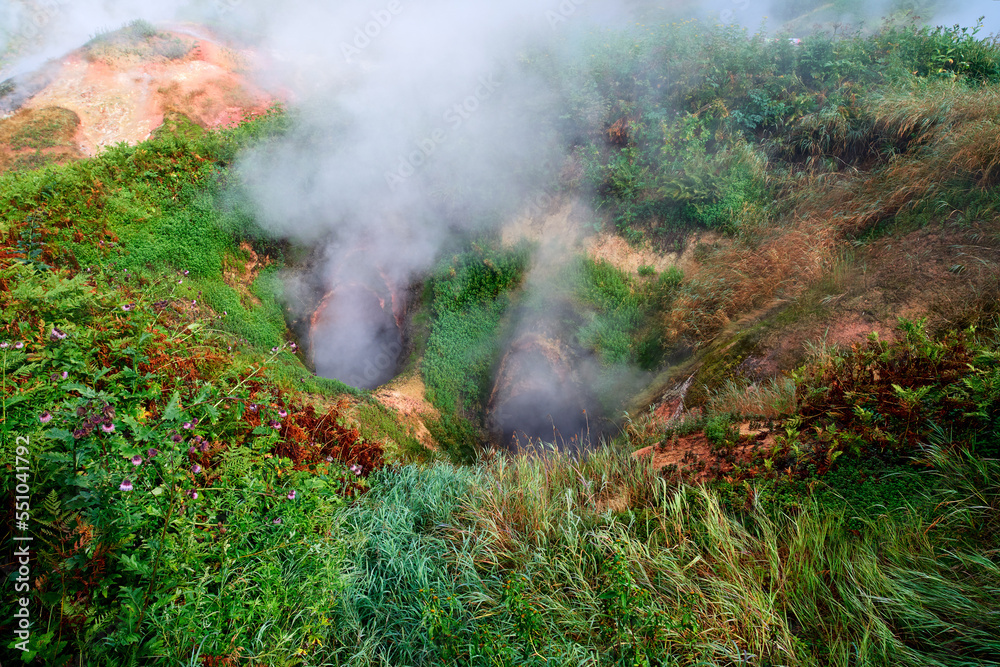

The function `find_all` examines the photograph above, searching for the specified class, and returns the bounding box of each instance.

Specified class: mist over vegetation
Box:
[1,1,1000,666]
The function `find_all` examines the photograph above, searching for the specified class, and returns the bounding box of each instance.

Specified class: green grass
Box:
[254,442,998,666]
[422,242,529,415]
[575,258,680,370]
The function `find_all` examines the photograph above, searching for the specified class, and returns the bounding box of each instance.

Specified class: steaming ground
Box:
[2,0,997,445]
[1,28,274,153]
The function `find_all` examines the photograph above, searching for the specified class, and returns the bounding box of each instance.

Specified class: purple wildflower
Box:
[61,371,68,379]
[50,328,67,341]
[183,270,190,276]
[15,342,24,349]
[199,442,210,453]
[101,423,115,433]
[172,434,183,443]
[188,445,197,454]
[191,300,197,306]
[269,420,281,429]
[121,303,133,312]
[350,464,363,476]
[39,412,53,424]
[189,490,198,500]
[273,518,282,524]
[326,456,334,463]
[191,464,202,474]
[287,490,296,500]
[120,479,133,492]
[131,455,142,466]
[183,422,192,430]
[147,448,158,458]
[289,343,297,351]
[278,410,287,418]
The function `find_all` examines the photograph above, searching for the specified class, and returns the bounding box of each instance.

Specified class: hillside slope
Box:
[1,14,999,667]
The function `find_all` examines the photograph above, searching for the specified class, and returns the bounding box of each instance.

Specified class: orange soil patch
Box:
[502,195,701,278]
[0,106,82,172]
[585,232,681,275]
[501,198,587,251]
[633,432,763,482]
[222,242,271,307]
[374,374,440,450]
[19,29,277,155]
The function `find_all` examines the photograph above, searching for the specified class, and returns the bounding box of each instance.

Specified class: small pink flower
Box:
[131,455,142,466]
[120,479,133,492]
[101,423,115,433]
[39,412,53,424]
[15,342,24,349]
[61,371,68,379]
[273,518,282,524]
[278,410,287,418]
[287,490,296,500]
[191,464,202,474]
[183,422,192,429]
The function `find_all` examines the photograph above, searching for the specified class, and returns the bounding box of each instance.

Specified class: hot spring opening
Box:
[310,283,403,390]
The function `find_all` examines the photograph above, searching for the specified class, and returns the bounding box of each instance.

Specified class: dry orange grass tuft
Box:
[842,81,1000,229]
[663,221,835,344]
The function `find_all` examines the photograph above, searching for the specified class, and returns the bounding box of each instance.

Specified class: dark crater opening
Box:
[487,329,605,451]
[310,283,404,390]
